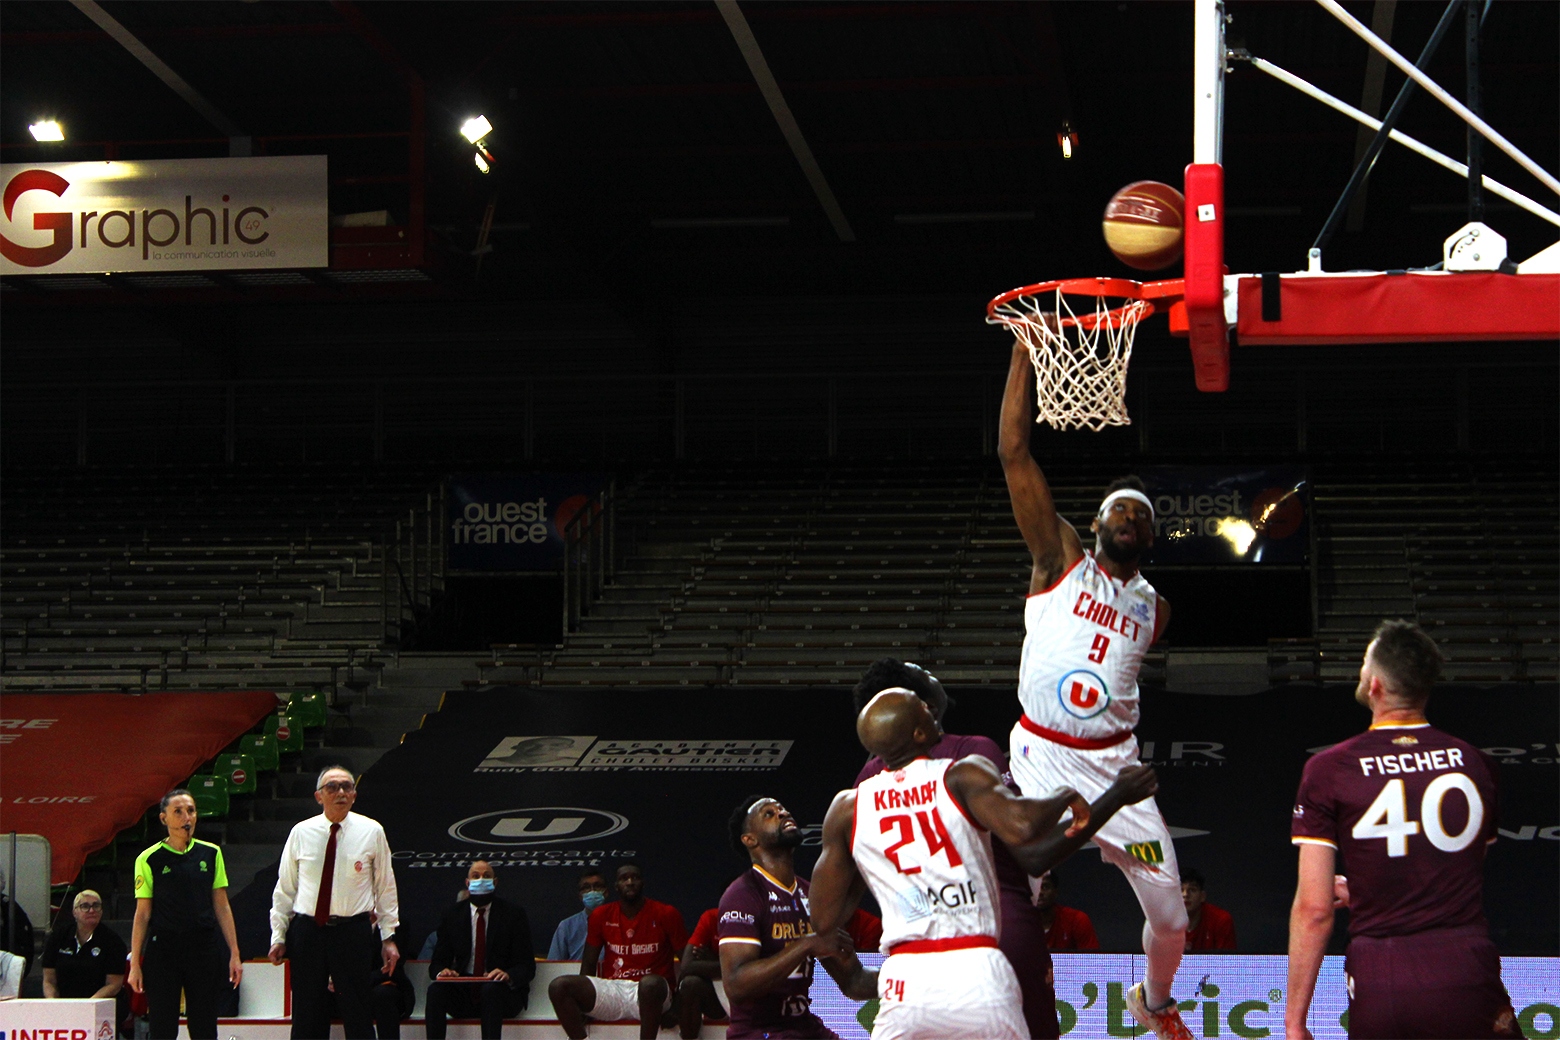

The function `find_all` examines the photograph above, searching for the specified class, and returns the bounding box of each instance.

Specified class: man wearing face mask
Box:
[549,869,610,960]
[425,860,536,1040]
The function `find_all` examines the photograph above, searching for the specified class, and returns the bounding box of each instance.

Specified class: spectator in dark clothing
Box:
[0,868,36,975]
[330,932,414,1039]
[426,861,535,1040]
[43,890,127,999]
[1181,869,1236,950]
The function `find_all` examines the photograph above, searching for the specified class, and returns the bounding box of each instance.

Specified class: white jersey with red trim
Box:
[852,757,1001,951]
[1018,552,1158,740]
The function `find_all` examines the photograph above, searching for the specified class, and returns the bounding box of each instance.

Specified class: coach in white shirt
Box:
[269,764,400,1040]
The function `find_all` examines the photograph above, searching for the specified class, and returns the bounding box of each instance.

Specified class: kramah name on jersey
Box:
[873,780,938,811]
[1071,591,1145,640]
[1360,747,1466,776]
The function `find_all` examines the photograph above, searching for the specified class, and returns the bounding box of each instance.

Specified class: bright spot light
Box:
[29,121,64,142]
[474,151,491,174]
[1061,136,1072,160]
[1216,517,1257,555]
[461,115,493,144]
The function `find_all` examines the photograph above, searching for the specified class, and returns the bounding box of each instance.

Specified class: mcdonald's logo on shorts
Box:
[1126,840,1164,865]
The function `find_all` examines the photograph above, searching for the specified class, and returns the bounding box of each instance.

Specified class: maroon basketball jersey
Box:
[1292,722,1499,938]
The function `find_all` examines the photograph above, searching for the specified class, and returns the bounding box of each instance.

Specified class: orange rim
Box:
[986,276,1147,317]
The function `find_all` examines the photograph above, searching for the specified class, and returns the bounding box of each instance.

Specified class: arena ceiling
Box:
[1,0,1556,303]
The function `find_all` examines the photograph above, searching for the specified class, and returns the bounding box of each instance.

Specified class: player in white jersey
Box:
[997,339,1193,1040]
[809,689,1094,1040]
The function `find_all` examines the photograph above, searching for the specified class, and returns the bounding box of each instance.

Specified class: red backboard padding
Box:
[1236,271,1560,345]
[0,692,278,884]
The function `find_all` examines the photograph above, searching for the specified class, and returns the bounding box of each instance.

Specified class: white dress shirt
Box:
[269,811,399,944]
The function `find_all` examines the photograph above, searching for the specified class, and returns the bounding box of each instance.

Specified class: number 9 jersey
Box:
[1018,554,1159,742]
[1291,721,1499,938]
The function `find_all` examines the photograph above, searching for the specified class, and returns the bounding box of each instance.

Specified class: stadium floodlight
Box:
[1057,121,1078,160]
[474,151,491,174]
[461,115,493,145]
[29,120,64,142]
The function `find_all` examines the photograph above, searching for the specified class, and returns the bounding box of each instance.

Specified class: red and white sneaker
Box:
[1125,983,1195,1040]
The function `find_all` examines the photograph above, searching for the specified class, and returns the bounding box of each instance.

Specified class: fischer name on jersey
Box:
[853,757,1000,951]
[1019,553,1158,740]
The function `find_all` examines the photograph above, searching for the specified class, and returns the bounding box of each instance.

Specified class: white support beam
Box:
[1193,0,1225,165]
[70,0,249,150]
[716,0,856,243]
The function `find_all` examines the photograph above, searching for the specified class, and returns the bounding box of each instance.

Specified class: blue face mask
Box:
[581,890,607,911]
[468,878,496,896]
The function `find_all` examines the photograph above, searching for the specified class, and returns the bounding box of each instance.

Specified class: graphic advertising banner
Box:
[809,953,1560,1039]
[1139,465,1309,564]
[342,684,1557,961]
[445,473,606,572]
[0,156,327,274]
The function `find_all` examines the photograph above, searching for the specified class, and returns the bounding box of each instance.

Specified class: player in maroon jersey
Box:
[717,795,877,1039]
[548,862,689,1040]
[1285,620,1522,1040]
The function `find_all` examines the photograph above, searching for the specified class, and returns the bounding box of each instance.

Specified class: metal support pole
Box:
[1310,0,1463,263]
[1465,1,1484,222]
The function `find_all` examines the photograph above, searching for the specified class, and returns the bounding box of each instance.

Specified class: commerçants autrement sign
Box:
[0,155,327,274]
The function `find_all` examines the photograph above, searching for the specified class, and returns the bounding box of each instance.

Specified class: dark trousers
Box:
[143,928,220,1040]
[329,978,407,1039]
[1345,924,1512,1039]
[288,912,377,1040]
[424,979,525,1040]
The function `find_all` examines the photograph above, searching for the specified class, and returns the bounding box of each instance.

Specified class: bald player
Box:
[810,689,1156,1040]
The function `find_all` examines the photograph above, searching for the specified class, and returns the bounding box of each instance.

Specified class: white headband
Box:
[1098,489,1154,521]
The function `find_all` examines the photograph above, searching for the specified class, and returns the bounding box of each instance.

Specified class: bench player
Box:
[809,688,1098,1039]
[1286,620,1521,1040]
[997,339,1190,1040]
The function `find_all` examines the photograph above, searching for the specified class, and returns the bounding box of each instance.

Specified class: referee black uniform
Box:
[133,837,229,1039]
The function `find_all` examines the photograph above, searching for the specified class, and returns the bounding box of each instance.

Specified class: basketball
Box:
[1102,180,1186,271]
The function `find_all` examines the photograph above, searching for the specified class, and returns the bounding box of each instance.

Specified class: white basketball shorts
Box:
[872,946,1027,1040]
[587,975,672,1022]
[1008,724,1181,887]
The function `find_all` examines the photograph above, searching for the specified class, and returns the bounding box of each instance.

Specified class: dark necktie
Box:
[313,822,340,925]
[473,907,487,975]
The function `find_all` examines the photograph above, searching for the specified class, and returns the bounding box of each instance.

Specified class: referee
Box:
[127,789,243,1040]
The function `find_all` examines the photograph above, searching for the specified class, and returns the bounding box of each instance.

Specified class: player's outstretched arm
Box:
[944,754,1089,850]
[1008,764,1159,877]
[1284,843,1336,1040]
[817,933,879,1002]
[998,340,1083,590]
[808,790,868,939]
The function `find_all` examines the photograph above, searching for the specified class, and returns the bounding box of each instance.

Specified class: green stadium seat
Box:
[213,753,258,796]
[191,775,229,819]
[287,691,328,730]
[238,733,280,773]
[265,713,304,755]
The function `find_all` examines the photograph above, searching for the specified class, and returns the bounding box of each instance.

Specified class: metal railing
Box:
[561,484,617,637]
[380,485,446,648]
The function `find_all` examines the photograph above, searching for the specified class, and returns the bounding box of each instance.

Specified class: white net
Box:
[987,279,1151,431]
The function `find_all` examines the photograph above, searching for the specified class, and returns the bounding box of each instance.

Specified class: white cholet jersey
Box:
[853,757,1001,951]
[1018,552,1158,740]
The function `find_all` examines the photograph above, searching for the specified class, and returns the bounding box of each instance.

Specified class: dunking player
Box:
[1286,620,1521,1040]
[811,689,1152,1039]
[853,658,1152,1038]
[997,339,1191,1040]
[717,795,876,1039]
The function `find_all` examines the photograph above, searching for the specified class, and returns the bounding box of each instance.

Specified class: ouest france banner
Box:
[0,155,327,274]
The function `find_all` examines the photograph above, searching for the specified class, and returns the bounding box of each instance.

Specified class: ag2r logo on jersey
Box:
[1056,669,1111,719]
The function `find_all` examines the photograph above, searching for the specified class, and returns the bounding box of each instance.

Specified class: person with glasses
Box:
[43,889,128,1002]
[127,789,243,1040]
[268,765,401,1040]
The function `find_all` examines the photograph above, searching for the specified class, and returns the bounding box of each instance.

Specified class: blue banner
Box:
[1140,466,1310,565]
[445,473,605,573]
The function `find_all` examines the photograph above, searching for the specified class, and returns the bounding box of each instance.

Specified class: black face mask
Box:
[468,892,495,907]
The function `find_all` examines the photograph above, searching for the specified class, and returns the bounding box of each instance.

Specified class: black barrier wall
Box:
[230,683,1557,960]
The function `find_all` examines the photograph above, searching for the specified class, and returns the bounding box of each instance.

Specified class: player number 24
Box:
[882,809,964,875]
[1350,773,1485,857]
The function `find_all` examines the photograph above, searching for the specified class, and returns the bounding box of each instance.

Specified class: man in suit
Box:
[426,861,536,1040]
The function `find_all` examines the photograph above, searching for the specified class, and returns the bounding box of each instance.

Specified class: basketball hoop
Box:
[987,277,1181,431]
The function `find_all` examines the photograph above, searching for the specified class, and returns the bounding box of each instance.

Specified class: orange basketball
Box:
[1102,180,1185,271]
